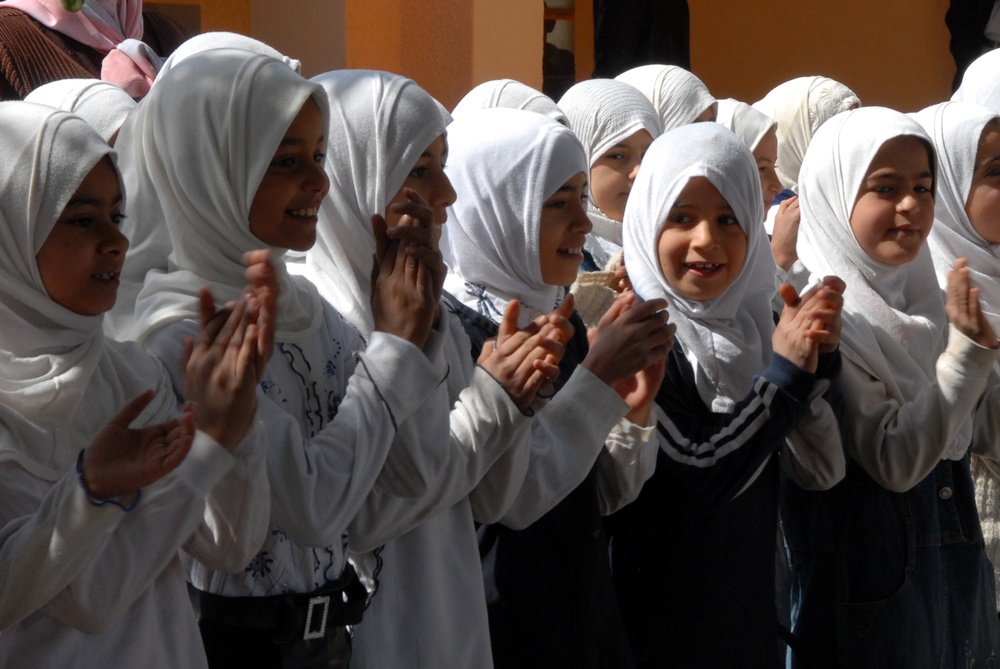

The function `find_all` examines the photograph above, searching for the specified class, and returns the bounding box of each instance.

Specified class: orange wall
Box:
[688,0,955,112]
[341,0,540,110]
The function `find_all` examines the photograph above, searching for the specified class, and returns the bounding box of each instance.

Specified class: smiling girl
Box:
[611,121,845,668]
[442,107,673,668]
[784,106,1000,667]
[0,102,269,668]
[125,50,452,668]
[558,78,660,271]
[294,69,568,669]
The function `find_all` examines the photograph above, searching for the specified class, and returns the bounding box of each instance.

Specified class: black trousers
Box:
[198,617,351,669]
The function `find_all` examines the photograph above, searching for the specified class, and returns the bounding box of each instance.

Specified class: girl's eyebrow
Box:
[279,134,325,147]
[65,194,123,207]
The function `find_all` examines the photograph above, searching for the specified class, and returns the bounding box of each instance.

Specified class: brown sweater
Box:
[0,7,185,100]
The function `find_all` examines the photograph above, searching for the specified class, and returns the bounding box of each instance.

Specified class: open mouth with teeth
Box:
[558,246,583,257]
[684,262,724,277]
[91,270,121,283]
[288,207,319,219]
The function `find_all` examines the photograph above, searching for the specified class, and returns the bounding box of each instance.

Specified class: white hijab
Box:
[614,64,715,131]
[623,122,773,413]
[753,76,860,193]
[451,79,568,125]
[442,108,587,325]
[795,108,956,436]
[0,102,173,481]
[301,70,445,338]
[154,31,302,83]
[24,78,136,142]
[715,98,776,154]
[915,101,1000,331]
[128,49,327,344]
[558,78,661,261]
[952,49,1000,111]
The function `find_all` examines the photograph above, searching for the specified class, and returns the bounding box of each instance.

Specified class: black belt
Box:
[189,563,367,643]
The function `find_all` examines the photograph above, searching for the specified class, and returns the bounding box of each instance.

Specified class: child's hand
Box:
[386,187,447,308]
[778,275,845,354]
[774,278,842,373]
[614,264,633,295]
[370,210,439,348]
[243,250,277,378]
[583,292,674,389]
[82,390,195,500]
[182,289,261,452]
[770,195,800,271]
[612,354,667,426]
[478,296,575,409]
[947,258,999,349]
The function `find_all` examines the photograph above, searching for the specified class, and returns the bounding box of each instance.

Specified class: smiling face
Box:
[248,97,330,251]
[849,135,934,266]
[589,128,653,222]
[385,134,457,243]
[753,128,782,211]
[538,171,592,285]
[965,120,1000,244]
[36,156,128,315]
[656,176,748,301]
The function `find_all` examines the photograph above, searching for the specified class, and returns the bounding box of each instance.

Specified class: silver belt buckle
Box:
[303,595,331,640]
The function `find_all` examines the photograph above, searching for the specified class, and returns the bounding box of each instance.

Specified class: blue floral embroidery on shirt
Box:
[271,528,288,543]
[246,550,274,577]
[465,283,503,320]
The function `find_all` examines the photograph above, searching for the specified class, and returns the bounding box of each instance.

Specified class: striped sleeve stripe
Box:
[657,379,778,467]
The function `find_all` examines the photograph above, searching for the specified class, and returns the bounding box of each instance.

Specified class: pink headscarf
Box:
[4,0,160,98]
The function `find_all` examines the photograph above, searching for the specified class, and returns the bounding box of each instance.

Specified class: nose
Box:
[432,172,457,225]
[628,159,641,182]
[101,220,130,256]
[305,161,330,197]
[897,193,918,213]
[570,196,593,234]
[689,219,716,249]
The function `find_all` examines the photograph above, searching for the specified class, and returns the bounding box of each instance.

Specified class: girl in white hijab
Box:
[914,99,1000,614]
[297,68,560,669]
[451,77,568,124]
[614,63,716,130]
[611,121,844,668]
[443,107,673,668]
[24,77,135,143]
[127,50,451,668]
[0,102,269,668]
[785,106,1000,666]
[558,78,661,270]
[105,34,300,339]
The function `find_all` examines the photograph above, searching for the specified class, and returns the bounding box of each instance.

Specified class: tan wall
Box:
[688,0,955,112]
[169,0,957,113]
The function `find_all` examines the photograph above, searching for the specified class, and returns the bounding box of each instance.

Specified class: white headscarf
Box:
[795,108,956,440]
[442,108,587,325]
[0,101,174,481]
[915,101,1000,331]
[301,70,445,338]
[623,122,773,413]
[24,78,136,142]
[614,64,715,131]
[451,79,568,125]
[952,49,1000,111]
[558,78,661,262]
[154,31,302,83]
[753,76,860,193]
[715,98,776,154]
[128,49,327,344]
[4,0,162,97]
